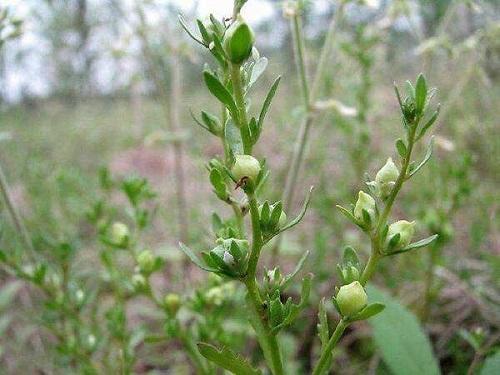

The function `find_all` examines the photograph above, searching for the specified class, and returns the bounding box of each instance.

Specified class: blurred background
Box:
[0,0,499,373]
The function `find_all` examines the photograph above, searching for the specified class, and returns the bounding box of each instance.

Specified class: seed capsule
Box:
[387,220,416,249]
[336,281,368,317]
[164,293,181,316]
[223,15,255,64]
[231,154,261,183]
[110,222,129,247]
[137,250,155,274]
[375,158,399,199]
[354,191,376,226]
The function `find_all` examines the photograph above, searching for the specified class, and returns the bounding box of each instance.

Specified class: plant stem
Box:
[273,3,345,260]
[246,193,263,279]
[0,163,34,253]
[230,63,252,154]
[290,13,310,108]
[311,319,348,375]
[244,277,284,375]
[282,2,345,212]
[361,125,418,285]
[360,235,381,286]
[242,193,284,374]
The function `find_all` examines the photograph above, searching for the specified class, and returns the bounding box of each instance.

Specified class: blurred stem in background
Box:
[273,1,346,260]
[134,1,189,245]
[0,164,34,254]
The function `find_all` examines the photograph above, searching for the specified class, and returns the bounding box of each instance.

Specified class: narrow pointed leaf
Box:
[389,234,439,255]
[249,57,268,88]
[179,243,217,272]
[407,136,434,179]
[203,70,238,117]
[269,186,314,240]
[417,105,440,140]
[396,138,407,158]
[336,205,357,225]
[349,302,385,322]
[415,73,427,114]
[258,76,281,130]
[282,250,310,289]
[197,343,262,375]
[178,15,205,46]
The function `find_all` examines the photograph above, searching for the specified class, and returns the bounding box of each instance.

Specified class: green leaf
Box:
[481,352,500,375]
[367,286,441,375]
[349,302,385,322]
[391,234,439,255]
[415,73,427,114]
[258,76,281,131]
[335,205,358,225]
[225,120,244,156]
[203,70,238,117]
[282,250,310,289]
[249,57,268,87]
[179,243,218,272]
[178,15,205,46]
[407,136,434,179]
[394,83,404,113]
[417,104,440,141]
[196,19,211,44]
[0,249,6,263]
[395,138,407,158]
[190,109,210,133]
[267,186,313,241]
[317,298,329,348]
[197,343,262,375]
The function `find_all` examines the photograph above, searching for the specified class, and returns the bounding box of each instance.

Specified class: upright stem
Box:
[170,54,189,244]
[134,2,189,244]
[0,163,34,253]
[290,14,310,108]
[230,63,252,154]
[246,193,263,279]
[273,3,345,260]
[311,319,348,375]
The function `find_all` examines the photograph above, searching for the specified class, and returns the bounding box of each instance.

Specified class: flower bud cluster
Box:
[207,238,249,278]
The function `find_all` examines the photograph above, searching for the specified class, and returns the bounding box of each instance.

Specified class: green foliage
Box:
[368,286,441,375]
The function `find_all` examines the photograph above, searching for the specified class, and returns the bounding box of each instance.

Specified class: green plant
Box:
[180,1,442,373]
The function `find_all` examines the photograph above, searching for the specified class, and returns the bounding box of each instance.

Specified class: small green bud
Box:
[164,293,181,316]
[387,220,416,249]
[231,154,261,183]
[223,15,255,64]
[136,250,155,274]
[375,158,399,185]
[131,274,147,292]
[353,191,376,225]
[336,281,368,317]
[110,222,129,247]
[375,158,399,199]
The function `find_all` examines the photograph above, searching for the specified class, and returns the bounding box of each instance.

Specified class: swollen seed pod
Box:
[387,220,416,249]
[223,15,255,64]
[375,158,399,186]
[164,293,181,316]
[353,191,376,226]
[231,154,261,183]
[137,250,155,275]
[375,158,399,199]
[336,281,368,317]
[132,274,147,292]
[110,222,129,247]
